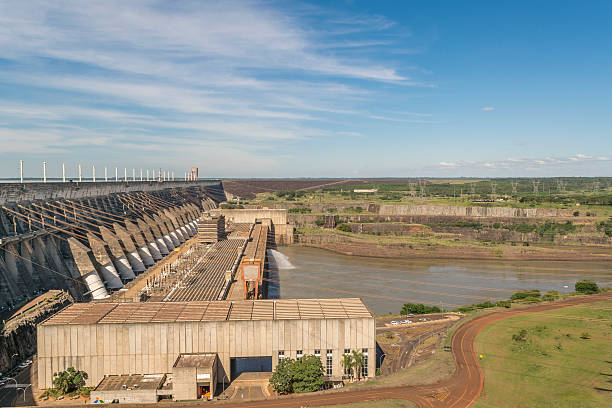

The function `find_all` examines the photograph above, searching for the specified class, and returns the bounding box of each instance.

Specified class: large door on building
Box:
[230,357,272,380]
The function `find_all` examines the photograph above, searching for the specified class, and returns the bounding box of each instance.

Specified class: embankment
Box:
[293,232,612,261]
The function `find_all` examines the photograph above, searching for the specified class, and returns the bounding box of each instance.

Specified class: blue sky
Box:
[0,0,610,178]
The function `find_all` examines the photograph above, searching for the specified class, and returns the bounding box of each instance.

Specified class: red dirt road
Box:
[222,293,612,408]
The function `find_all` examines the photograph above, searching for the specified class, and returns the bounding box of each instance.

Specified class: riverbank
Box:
[292,230,612,261]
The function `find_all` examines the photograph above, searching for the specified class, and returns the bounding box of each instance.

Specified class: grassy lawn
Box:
[473,299,612,408]
[319,400,416,408]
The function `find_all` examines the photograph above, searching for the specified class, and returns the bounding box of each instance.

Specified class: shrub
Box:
[52,367,88,395]
[270,358,295,394]
[510,290,541,301]
[596,218,612,237]
[290,355,325,393]
[314,218,325,226]
[288,207,312,214]
[575,280,599,294]
[573,211,580,216]
[512,329,528,342]
[495,300,511,308]
[336,224,352,232]
[475,301,495,309]
[400,303,441,315]
[270,355,325,394]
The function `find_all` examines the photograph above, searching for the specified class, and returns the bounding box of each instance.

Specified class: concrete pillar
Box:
[2,243,29,295]
[139,217,170,255]
[0,257,21,306]
[20,240,45,291]
[151,214,177,249]
[41,236,80,299]
[66,237,109,300]
[87,233,123,290]
[119,221,155,266]
[162,210,185,244]
[126,220,162,261]
[112,223,148,272]
[32,237,64,289]
[99,226,137,281]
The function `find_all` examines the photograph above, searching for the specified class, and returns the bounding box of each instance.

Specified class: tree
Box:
[341,353,353,379]
[575,280,599,294]
[351,350,365,381]
[52,367,88,394]
[270,358,295,395]
[290,355,325,393]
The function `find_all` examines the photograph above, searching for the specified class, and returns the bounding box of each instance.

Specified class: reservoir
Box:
[269,246,612,315]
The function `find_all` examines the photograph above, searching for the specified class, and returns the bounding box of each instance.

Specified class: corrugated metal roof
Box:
[41,298,373,325]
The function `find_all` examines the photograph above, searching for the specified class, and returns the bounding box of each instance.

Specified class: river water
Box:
[268,246,612,315]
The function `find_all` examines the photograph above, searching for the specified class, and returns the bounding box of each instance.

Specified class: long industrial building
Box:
[37,298,376,401]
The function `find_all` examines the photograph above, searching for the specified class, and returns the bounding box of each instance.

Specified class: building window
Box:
[278,350,285,362]
[296,350,303,359]
[326,350,333,376]
[344,348,350,355]
[314,349,321,357]
[362,348,368,377]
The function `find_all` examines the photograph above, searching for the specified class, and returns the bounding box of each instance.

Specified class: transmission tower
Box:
[511,181,519,195]
[556,179,565,192]
[532,180,540,195]
[593,181,600,192]
[491,182,497,196]
[409,182,417,197]
[471,183,476,195]
[418,180,426,197]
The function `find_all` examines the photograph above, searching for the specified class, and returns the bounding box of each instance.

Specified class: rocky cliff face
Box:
[1,292,72,373]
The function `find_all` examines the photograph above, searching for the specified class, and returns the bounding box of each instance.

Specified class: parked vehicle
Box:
[391,321,399,325]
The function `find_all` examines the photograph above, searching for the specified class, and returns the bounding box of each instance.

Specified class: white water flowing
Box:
[267,249,296,269]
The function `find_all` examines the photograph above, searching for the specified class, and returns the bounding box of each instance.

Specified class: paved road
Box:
[0,359,35,407]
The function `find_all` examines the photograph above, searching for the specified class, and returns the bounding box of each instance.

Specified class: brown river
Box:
[267,246,612,315]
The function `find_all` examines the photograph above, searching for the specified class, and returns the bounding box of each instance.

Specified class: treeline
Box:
[430,220,578,236]
[454,281,602,313]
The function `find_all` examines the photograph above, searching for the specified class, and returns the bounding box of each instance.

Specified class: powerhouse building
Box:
[37,298,375,401]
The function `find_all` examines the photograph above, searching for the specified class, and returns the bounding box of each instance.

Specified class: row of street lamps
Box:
[16,161,199,183]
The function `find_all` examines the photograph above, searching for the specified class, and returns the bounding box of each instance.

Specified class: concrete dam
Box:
[0,180,225,310]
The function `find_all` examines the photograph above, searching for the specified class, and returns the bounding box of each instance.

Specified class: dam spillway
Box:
[0,179,225,311]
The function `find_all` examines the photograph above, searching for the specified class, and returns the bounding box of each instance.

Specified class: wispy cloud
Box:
[481,107,495,111]
[0,0,432,174]
[436,154,609,173]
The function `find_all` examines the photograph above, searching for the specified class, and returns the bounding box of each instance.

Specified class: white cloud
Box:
[481,107,495,111]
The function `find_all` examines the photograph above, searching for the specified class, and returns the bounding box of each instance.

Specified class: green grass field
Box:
[473,299,612,408]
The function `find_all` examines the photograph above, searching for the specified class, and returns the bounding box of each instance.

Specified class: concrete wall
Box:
[216,209,293,244]
[217,209,287,225]
[37,316,375,389]
[377,204,572,218]
[0,180,221,205]
[172,366,197,401]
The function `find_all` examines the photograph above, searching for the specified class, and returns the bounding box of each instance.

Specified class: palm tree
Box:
[341,353,353,380]
[351,350,364,381]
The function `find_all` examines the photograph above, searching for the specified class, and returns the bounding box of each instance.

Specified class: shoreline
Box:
[289,239,612,262]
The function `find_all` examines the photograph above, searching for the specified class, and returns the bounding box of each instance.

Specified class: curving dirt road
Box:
[221,292,611,408]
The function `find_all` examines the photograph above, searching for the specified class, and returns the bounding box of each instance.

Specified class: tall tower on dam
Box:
[0,179,225,310]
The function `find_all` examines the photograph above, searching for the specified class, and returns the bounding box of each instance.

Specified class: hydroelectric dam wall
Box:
[0,180,225,309]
